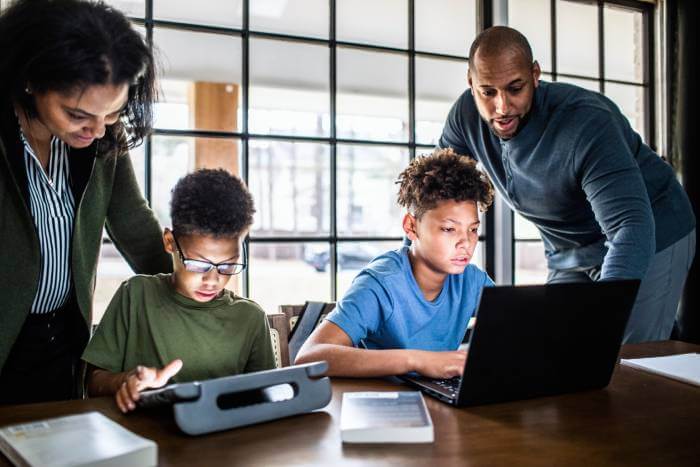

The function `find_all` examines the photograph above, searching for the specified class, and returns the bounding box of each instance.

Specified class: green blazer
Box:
[0,104,172,371]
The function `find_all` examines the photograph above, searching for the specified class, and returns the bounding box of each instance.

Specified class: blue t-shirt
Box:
[327,246,494,351]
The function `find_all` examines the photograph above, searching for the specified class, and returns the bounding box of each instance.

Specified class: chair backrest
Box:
[278,304,306,335]
[266,312,291,368]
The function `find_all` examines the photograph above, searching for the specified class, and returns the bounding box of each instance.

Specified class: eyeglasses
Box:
[172,234,246,276]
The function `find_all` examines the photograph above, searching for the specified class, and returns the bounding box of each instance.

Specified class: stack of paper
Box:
[620,353,700,387]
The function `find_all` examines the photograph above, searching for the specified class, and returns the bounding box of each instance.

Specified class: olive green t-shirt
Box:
[82,274,275,383]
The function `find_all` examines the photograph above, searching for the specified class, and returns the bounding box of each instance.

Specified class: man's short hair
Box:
[396,148,494,219]
[170,168,255,238]
[468,26,534,70]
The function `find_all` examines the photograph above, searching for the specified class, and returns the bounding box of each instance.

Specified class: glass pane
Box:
[604,5,644,83]
[249,141,330,238]
[415,0,476,57]
[251,0,328,38]
[250,242,331,314]
[337,0,407,49]
[416,57,468,145]
[508,0,552,72]
[515,241,548,285]
[154,28,242,132]
[154,0,242,28]
[94,242,134,325]
[151,136,241,227]
[556,76,600,92]
[337,241,403,297]
[337,145,409,237]
[337,48,408,142]
[105,0,144,18]
[250,39,329,137]
[514,213,540,240]
[556,0,599,79]
[605,83,646,142]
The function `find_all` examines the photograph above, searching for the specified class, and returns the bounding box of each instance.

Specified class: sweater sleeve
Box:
[104,151,173,275]
[573,110,655,280]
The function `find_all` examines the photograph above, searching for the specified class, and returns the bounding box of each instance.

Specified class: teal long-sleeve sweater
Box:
[439,80,695,279]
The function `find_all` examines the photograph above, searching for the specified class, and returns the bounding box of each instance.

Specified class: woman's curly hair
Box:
[396,148,494,218]
[171,169,255,238]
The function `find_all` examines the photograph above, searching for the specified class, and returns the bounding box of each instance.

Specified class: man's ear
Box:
[467,68,474,91]
[402,213,418,241]
[532,60,541,87]
[163,228,175,254]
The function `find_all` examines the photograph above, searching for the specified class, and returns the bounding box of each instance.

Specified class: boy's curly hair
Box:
[170,169,255,238]
[396,148,494,218]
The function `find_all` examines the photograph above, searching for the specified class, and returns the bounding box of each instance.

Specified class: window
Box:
[507,0,654,284]
[94,0,483,319]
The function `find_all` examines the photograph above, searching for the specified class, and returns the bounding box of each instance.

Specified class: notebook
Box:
[0,412,157,467]
[340,391,434,444]
[620,353,700,387]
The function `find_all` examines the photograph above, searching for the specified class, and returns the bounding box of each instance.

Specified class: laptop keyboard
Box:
[433,377,460,395]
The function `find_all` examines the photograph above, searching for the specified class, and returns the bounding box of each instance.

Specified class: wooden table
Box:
[1,341,699,466]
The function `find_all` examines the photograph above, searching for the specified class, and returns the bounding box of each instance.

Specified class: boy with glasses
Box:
[82,169,274,413]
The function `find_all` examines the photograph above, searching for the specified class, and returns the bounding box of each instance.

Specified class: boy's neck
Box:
[407,247,448,302]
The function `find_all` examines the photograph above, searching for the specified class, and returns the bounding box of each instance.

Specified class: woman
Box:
[0,0,171,404]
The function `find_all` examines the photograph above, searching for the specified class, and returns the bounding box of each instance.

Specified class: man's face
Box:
[404,200,481,277]
[468,48,540,139]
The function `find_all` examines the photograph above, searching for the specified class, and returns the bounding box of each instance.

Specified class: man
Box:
[439,26,696,343]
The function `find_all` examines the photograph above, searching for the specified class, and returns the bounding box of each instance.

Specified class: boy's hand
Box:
[411,350,467,379]
[116,359,183,413]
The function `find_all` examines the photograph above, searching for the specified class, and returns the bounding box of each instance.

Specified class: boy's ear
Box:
[402,213,418,241]
[163,228,175,254]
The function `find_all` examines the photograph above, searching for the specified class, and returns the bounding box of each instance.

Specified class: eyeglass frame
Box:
[171,232,247,276]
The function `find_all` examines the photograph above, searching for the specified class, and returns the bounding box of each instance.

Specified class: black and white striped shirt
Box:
[20,132,75,314]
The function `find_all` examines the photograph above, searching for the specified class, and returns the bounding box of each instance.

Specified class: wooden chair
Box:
[266,312,291,368]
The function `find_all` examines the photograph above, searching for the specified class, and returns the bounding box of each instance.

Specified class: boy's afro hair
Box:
[170,168,255,238]
[396,148,494,218]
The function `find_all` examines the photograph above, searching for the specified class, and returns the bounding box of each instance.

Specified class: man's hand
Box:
[116,359,183,413]
[410,350,467,379]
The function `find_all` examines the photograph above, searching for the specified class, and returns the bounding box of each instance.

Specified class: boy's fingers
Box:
[154,359,183,387]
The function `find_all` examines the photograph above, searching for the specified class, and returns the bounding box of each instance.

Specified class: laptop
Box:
[401,279,640,406]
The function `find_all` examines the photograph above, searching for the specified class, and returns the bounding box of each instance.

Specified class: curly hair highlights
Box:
[170,169,255,239]
[396,148,494,219]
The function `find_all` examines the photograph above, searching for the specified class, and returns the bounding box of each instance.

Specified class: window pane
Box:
[154,28,242,132]
[337,241,403,297]
[556,76,600,92]
[250,242,331,314]
[415,0,476,57]
[605,83,646,142]
[151,136,241,227]
[604,5,644,83]
[515,241,548,285]
[416,57,468,145]
[94,242,133,324]
[154,0,242,28]
[105,0,143,18]
[508,0,552,72]
[337,145,409,237]
[337,48,408,142]
[251,0,328,38]
[514,213,540,240]
[337,0,407,49]
[249,141,330,238]
[556,0,599,78]
[250,39,329,137]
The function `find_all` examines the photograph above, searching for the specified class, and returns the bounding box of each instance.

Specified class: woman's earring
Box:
[25,87,31,94]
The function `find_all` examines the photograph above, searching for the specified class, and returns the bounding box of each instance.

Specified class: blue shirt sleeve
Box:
[326,272,394,347]
[573,110,655,280]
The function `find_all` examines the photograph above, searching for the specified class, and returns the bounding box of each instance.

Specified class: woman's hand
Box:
[115,359,183,413]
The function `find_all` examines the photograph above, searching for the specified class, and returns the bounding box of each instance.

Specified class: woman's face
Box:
[31,83,129,148]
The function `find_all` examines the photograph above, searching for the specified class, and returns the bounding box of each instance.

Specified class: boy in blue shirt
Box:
[295,148,494,378]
